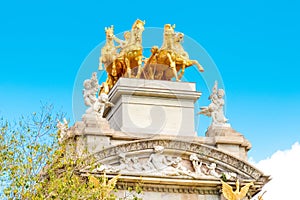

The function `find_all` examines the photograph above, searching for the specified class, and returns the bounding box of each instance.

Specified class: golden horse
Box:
[141,25,204,81]
[141,46,178,80]
[141,46,204,81]
[171,32,204,80]
[99,25,126,94]
[99,20,145,94]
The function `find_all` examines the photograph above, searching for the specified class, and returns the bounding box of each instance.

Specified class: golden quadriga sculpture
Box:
[98,20,204,94]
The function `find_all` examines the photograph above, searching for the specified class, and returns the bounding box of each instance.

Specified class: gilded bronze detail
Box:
[98,20,204,94]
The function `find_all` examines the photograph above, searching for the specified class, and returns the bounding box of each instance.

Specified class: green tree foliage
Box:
[0,103,62,199]
[0,104,124,200]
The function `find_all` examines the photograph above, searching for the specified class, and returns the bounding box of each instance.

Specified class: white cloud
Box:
[253,142,300,200]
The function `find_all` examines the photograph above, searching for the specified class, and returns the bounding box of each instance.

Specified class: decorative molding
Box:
[116,182,220,195]
[84,139,267,181]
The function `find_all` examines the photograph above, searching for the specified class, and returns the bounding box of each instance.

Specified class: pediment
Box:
[82,139,269,184]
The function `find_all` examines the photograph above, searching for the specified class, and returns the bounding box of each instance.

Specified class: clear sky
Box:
[0,0,300,163]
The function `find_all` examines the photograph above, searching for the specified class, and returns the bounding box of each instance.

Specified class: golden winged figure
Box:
[89,173,121,199]
[221,179,253,200]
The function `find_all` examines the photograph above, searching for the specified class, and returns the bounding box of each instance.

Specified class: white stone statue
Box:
[147,146,186,176]
[92,150,240,180]
[83,73,114,117]
[96,147,231,178]
[199,81,229,127]
[56,118,68,143]
[93,91,114,117]
[170,157,191,176]
[222,171,237,180]
[147,146,169,170]
[83,72,99,108]
[205,163,220,178]
[131,157,142,171]
[190,154,203,176]
[115,153,134,171]
[93,164,119,173]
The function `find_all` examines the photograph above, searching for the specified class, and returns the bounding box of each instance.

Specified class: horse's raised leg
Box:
[178,64,186,80]
[167,53,178,81]
[112,61,117,77]
[136,56,143,78]
[154,70,164,80]
[142,64,153,80]
[125,57,131,78]
[193,60,204,72]
[98,56,104,70]
[149,64,155,79]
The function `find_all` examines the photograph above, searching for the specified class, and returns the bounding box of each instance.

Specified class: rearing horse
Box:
[98,20,145,94]
[141,24,180,81]
[171,32,204,80]
[99,25,125,93]
[141,25,204,81]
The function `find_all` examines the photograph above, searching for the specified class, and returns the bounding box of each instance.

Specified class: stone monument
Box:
[65,20,269,200]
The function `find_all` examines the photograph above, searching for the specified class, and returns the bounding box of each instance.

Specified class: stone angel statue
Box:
[83,72,99,108]
[199,81,228,127]
[82,73,114,117]
[221,179,253,200]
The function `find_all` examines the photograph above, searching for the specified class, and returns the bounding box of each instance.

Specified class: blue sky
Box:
[0,0,299,162]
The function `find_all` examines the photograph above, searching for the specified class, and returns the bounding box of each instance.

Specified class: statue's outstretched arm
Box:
[113,36,124,44]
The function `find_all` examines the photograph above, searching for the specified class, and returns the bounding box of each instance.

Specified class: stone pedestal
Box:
[83,114,114,153]
[106,78,201,136]
[82,113,114,135]
[68,113,115,155]
[206,124,251,160]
